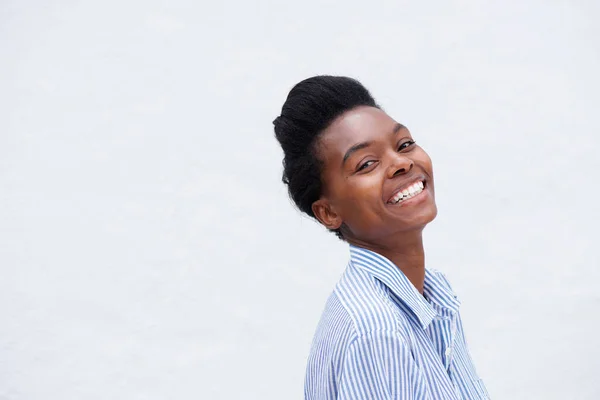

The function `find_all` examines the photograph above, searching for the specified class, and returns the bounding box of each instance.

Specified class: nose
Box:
[386,152,414,178]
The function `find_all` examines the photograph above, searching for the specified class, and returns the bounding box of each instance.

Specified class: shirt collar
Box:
[349,244,460,329]
[423,269,461,314]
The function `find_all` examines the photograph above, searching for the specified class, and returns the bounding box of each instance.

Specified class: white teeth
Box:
[390,180,425,204]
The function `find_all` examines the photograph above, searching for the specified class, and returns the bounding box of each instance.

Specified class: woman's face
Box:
[312,106,437,244]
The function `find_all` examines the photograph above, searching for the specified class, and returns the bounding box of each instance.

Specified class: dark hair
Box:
[273,75,380,239]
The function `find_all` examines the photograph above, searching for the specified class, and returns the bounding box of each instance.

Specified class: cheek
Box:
[334,174,383,214]
[415,150,435,198]
[416,149,434,175]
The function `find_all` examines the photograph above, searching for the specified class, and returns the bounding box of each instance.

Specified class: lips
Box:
[386,176,427,204]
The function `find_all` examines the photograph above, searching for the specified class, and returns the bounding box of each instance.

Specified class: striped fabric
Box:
[304,245,489,399]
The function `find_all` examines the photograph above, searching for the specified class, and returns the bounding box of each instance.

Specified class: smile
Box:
[387,180,425,205]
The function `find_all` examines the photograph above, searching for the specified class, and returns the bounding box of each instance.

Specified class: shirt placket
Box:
[444,313,459,372]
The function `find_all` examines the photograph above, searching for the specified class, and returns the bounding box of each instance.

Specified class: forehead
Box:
[318,106,407,157]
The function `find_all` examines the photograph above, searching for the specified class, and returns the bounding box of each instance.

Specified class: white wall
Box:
[1,0,599,398]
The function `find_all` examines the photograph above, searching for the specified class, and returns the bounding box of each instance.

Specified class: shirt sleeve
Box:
[338,331,427,400]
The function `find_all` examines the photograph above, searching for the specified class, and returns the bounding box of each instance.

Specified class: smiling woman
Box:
[273,76,489,399]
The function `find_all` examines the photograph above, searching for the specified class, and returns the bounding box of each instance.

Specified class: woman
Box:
[273,76,489,399]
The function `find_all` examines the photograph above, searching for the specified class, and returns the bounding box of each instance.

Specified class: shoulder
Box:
[309,264,413,352]
[311,290,357,347]
[305,292,357,378]
[306,289,411,375]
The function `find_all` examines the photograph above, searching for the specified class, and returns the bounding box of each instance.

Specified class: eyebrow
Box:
[342,123,406,165]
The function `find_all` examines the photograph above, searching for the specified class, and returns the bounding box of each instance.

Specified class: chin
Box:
[420,203,438,225]
[426,202,438,221]
[399,203,438,231]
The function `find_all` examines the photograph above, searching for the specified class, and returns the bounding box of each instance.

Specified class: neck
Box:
[348,230,426,294]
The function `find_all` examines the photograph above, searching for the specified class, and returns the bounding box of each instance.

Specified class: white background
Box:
[1,1,599,399]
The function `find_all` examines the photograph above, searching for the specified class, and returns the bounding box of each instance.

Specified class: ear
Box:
[312,198,343,231]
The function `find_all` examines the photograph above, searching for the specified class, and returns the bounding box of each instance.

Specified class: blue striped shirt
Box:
[305,245,489,399]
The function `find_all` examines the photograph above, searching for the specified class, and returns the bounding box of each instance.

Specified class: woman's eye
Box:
[398,140,416,151]
[357,160,376,171]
